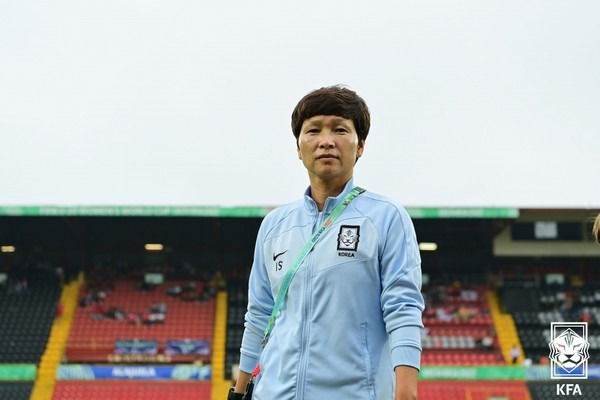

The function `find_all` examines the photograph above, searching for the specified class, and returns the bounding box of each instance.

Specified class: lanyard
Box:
[261,186,365,347]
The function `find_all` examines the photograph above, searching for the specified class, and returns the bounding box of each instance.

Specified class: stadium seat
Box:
[66,280,215,362]
[52,381,211,400]
[0,272,60,364]
[0,382,34,400]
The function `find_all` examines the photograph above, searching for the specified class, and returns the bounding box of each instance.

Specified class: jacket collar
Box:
[303,178,356,215]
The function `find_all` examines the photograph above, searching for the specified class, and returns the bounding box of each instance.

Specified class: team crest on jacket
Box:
[337,225,360,254]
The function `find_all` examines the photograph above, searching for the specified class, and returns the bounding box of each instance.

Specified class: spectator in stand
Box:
[55,302,64,319]
[92,303,105,320]
[210,270,227,290]
[55,266,64,285]
[448,281,461,297]
[106,307,125,320]
[510,344,520,365]
[580,309,592,323]
[137,281,154,291]
[183,281,196,293]
[142,311,152,325]
[167,284,183,297]
[457,305,472,321]
[142,306,165,325]
[436,307,453,322]
[150,312,165,324]
[196,280,206,301]
[460,288,478,301]
[79,293,93,307]
[127,312,141,325]
[481,335,494,351]
[562,291,574,311]
[181,287,199,302]
[96,290,106,302]
[555,291,566,310]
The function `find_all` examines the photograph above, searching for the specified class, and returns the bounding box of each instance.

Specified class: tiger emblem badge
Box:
[337,225,360,252]
[549,322,589,379]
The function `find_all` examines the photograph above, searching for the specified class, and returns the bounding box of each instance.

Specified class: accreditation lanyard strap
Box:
[261,186,365,347]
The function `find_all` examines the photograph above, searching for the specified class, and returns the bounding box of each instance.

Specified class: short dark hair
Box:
[291,85,370,144]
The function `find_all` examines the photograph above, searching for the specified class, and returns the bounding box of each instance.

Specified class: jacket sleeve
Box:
[379,205,425,370]
[239,219,275,374]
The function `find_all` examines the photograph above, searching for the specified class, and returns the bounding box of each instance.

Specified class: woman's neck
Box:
[309,178,350,212]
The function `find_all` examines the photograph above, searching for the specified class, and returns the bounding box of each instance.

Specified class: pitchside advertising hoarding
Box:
[549,322,591,396]
[57,365,211,380]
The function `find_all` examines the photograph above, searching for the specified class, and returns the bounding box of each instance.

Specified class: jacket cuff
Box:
[239,353,259,374]
[389,324,422,371]
[391,345,422,371]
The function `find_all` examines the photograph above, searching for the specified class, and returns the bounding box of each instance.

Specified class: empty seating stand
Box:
[0,273,60,363]
[421,351,504,366]
[52,381,211,400]
[0,382,34,400]
[515,308,600,364]
[66,281,215,362]
[421,284,504,366]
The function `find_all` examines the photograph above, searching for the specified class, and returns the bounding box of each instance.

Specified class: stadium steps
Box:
[30,274,82,400]
[486,290,524,365]
[211,291,231,400]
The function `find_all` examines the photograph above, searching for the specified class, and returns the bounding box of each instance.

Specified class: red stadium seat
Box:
[53,381,211,400]
[66,281,215,362]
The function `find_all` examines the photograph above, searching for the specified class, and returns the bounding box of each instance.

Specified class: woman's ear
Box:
[357,139,365,159]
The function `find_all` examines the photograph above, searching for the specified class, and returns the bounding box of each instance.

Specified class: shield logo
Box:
[337,225,360,251]
[549,322,589,379]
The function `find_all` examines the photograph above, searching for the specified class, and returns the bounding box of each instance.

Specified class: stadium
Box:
[1,210,598,399]
[1,1,599,400]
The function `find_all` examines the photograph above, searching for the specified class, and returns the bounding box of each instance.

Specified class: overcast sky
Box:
[1,1,599,208]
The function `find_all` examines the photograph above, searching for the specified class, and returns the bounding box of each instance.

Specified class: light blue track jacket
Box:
[239,179,424,400]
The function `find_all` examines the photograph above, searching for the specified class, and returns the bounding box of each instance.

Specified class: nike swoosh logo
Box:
[273,250,288,261]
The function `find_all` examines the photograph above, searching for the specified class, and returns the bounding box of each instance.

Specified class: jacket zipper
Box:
[295,209,323,399]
